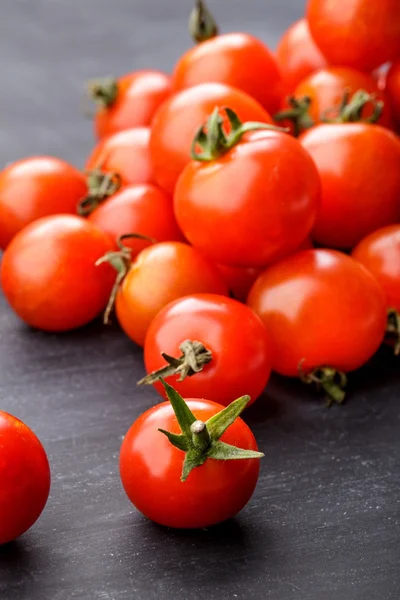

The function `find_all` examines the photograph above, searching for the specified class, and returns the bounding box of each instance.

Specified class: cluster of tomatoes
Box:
[1,0,400,541]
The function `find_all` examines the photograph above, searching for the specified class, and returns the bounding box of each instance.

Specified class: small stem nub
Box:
[77,169,121,216]
[191,420,211,451]
[189,0,218,43]
[321,89,383,124]
[299,363,347,407]
[386,309,400,356]
[87,77,119,109]
[274,96,314,137]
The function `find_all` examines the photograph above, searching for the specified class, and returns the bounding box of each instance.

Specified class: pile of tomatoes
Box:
[1,0,400,540]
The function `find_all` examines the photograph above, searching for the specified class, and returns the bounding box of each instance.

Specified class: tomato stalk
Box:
[386,309,400,355]
[321,89,383,124]
[77,168,121,216]
[299,364,347,406]
[159,379,264,481]
[138,339,212,385]
[274,96,315,136]
[189,0,219,44]
[87,77,119,109]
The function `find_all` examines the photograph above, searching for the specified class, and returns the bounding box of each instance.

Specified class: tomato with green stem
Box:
[120,380,263,529]
[0,411,51,545]
[139,293,271,407]
[247,249,387,404]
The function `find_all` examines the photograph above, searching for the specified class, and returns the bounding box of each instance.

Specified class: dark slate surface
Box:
[0,1,399,599]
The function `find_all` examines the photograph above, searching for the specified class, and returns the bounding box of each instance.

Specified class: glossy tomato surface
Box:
[94,70,171,139]
[0,156,87,250]
[120,398,260,529]
[0,411,51,545]
[115,243,228,347]
[352,225,400,311]
[1,215,115,331]
[247,249,387,377]
[143,294,271,406]
[149,82,273,195]
[174,130,320,267]
[300,123,400,248]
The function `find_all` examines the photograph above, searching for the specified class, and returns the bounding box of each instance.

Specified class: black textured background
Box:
[0,2,399,599]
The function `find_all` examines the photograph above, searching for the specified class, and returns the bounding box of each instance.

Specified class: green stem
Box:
[386,309,400,356]
[77,169,121,216]
[87,77,119,109]
[191,421,211,451]
[274,96,314,137]
[299,364,347,407]
[321,89,383,124]
[189,0,218,43]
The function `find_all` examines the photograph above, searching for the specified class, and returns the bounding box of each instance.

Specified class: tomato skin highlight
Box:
[149,82,273,195]
[352,225,400,312]
[174,130,320,267]
[300,123,400,249]
[307,0,400,72]
[1,215,115,332]
[94,70,171,139]
[115,243,229,347]
[0,411,51,545]
[120,399,260,529]
[143,293,271,406]
[247,249,387,377]
[0,156,87,250]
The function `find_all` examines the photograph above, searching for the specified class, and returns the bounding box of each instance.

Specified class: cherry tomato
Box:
[0,157,87,250]
[88,183,184,256]
[276,18,327,94]
[307,0,400,72]
[1,215,115,332]
[386,60,400,126]
[0,411,50,545]
[247,249,387,379]
[90,70,171,139]
[150,82,273,194]
[120,394,261,529]
[352,225,400,312]
[114,242,229,347]
[300,123,400,248]
[142,294,271,407]
[172,33,282,116]
[86,127,154,186]
[174,128,320,267]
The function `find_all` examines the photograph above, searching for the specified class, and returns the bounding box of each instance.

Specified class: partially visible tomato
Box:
[149,82,273,194]
[85,127,154,186]
[276,18,327,94]
[1,215,115,332]
[307,0,400,72]
[386,60,400,126]
[0,157,87,250]
[0,411,51,545]
[89,70,171,139]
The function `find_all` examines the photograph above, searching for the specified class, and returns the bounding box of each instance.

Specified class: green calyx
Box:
[87,77,119,109]
[159,379,264,482]
[321,89,383,124]
[274,95,315,137]
[191,107,287,162]
[77,169,121,216]
[189,0,219,43]
[138,340,212,386]
[95,233,156,324]
[386,309,400,356]
[299,363,347,407]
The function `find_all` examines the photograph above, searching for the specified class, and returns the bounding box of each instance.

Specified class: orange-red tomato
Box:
[0,411,51,545]
[300,123,400,249]
[115,242,229,347]
[172,33,282,115]
[88,183,184,256]
[352,225,400,312]
[386,60,400,126]
[1,215,115,332]
[276,18,327,94]
[0,157,87,250]
[307,0,400,72]
[85,127,154,186]
[92,70,171,139]
[247,249,387,377]
[149,83,273,195]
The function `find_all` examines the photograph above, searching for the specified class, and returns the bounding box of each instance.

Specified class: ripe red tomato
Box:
[172,33,282,115]
[174,128,320,267]
[307,0,400,72]
[85,127,154,186]
[88,183,184,256]
[276,18,327,94]
[113,242,229,347]
[120,393,261,529]
[89,70,171,139]
[150,82,273,194]
[1,215,115,332]
[0,411,50,545]
[0,157,87,250]
[386,60,400,126]
[247,249,387,384]
[141,294,271,407]
[300,123,400,248]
